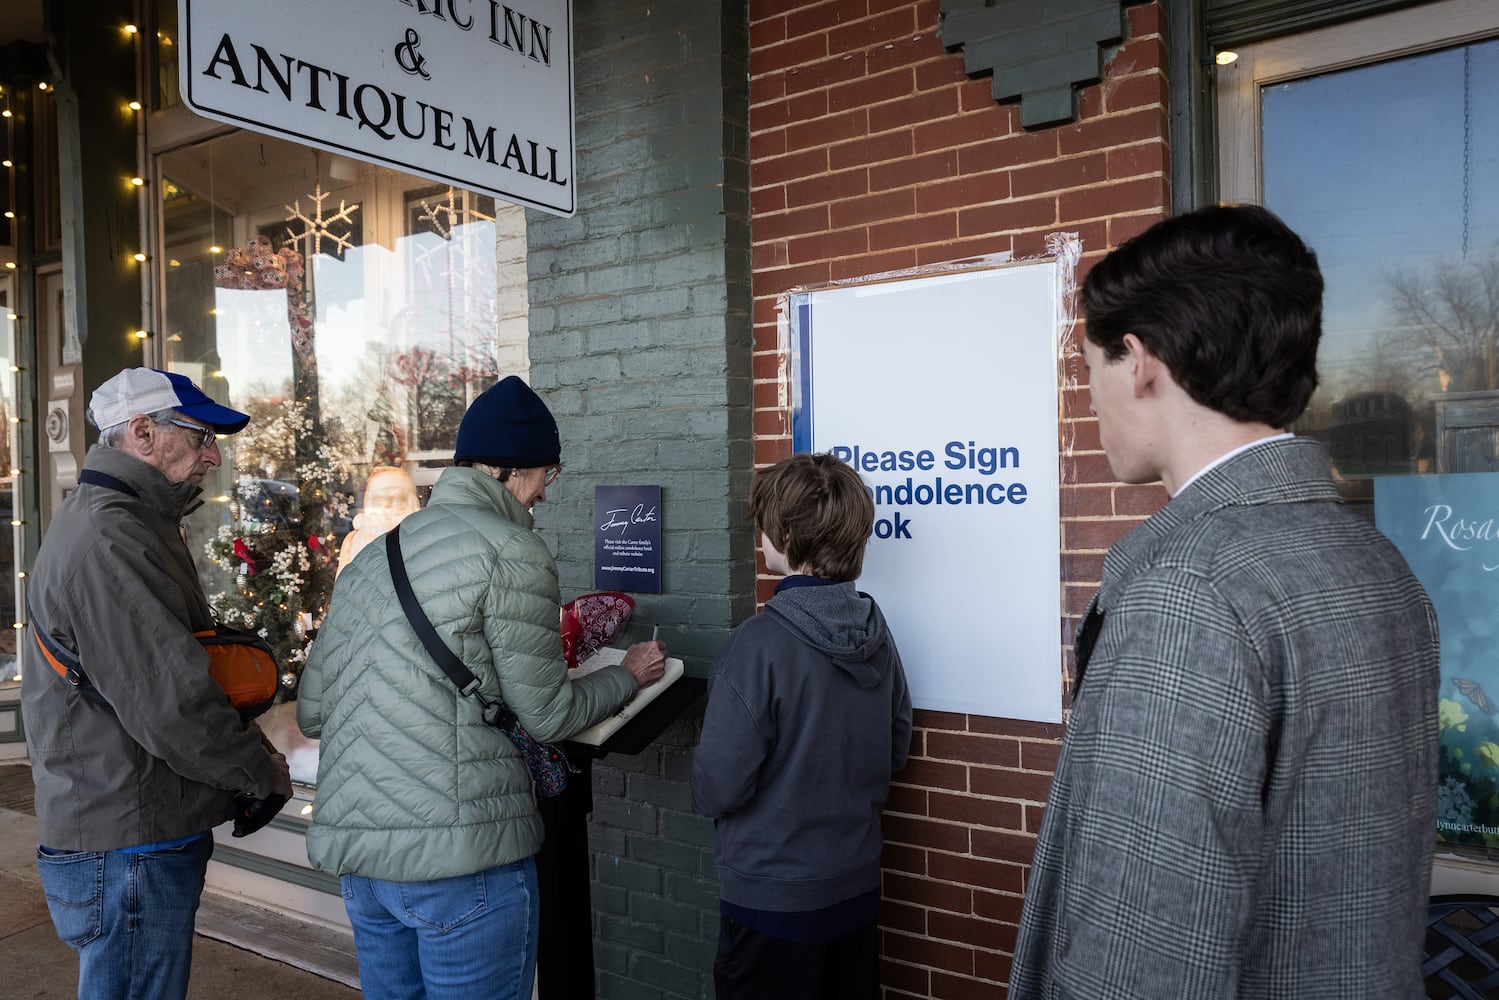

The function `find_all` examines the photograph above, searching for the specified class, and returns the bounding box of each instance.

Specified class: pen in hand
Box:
[622,629,667,687]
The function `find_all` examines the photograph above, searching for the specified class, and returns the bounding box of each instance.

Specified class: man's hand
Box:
[231,751,293,838]
[620,640,668,688]
[269,750,293,799]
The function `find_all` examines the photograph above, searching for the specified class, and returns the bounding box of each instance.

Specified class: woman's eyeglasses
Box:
[496,465,562,486]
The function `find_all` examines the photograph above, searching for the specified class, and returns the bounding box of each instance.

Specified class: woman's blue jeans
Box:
[36,834,214,1000]
[341,856,540,1000]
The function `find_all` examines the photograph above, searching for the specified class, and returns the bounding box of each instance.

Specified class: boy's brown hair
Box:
[749,453,875,581]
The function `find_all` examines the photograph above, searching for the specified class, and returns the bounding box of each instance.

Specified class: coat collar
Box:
[1100,436,1341,594]
[428,465,535,530]
[82,444,204,519]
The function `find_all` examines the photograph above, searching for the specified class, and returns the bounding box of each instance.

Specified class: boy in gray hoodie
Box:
[693,452,913,1000]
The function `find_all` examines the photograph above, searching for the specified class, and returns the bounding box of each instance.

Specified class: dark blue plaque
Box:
[594,485,662,593]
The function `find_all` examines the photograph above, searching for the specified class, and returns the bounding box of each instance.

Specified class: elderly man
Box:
[1010,205,1440,999]
[24,367,292,1000]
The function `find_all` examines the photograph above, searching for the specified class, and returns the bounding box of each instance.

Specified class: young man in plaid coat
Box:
[1010,204,1440,1000]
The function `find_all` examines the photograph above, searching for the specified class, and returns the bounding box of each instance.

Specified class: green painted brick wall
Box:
[524,0,752,995]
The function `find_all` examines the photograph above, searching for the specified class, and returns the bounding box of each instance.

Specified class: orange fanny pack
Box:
[34,470,282,721]
[31,605,279,721]
[191,628,281,719]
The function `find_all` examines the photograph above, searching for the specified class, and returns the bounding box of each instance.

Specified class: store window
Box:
[0,285,17,688]
[1217,0,1499,499]
[1217,0,1499,864]
[155,128,529,783]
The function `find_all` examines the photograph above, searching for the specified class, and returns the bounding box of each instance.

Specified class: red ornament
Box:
[232,537,257,576]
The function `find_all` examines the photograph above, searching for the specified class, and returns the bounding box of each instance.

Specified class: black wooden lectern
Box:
[536,676,706,1000]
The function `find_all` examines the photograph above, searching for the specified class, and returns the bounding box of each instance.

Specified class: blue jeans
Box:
[36,834,214,1000]
[341,856,539,1000]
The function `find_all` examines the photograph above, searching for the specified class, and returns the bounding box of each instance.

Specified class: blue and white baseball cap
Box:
[88,367,251,434]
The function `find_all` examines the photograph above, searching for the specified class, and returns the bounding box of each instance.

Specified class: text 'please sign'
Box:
[179,0,576,216]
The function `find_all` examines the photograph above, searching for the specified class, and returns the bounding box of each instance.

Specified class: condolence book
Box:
[568,647,685,747]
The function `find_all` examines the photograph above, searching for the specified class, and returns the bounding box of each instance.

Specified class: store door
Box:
[34,265,83,534]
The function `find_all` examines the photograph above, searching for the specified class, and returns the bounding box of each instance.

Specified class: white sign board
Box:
[792,263,1063,723]
[179,0,576,217]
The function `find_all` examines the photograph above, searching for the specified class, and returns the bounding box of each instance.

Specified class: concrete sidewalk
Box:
[0,767,360,999]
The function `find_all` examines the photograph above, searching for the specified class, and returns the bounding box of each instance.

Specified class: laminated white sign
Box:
[179,0,576,216]
[791,262,1064,723]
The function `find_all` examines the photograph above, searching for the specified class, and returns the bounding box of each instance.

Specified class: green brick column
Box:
[523,1,751,996]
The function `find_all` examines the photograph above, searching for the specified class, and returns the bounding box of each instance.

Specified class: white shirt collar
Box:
[1171,432,1295,497]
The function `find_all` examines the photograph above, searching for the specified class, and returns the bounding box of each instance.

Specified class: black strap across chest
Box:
[385,529,523,733]
[78,469,140,497]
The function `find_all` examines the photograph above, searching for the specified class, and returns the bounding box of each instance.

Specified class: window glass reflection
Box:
[157,129,528,752]
[1263,38,1499,487]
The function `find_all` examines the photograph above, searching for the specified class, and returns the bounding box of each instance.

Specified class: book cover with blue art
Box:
[1376,472,1499,848]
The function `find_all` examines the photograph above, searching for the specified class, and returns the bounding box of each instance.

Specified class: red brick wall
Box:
[748,1,1171,995]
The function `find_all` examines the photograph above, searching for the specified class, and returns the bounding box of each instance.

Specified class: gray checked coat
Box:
[1011,436,1440,1000]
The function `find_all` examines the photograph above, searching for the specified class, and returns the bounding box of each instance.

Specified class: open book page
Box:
[569,647,686,747]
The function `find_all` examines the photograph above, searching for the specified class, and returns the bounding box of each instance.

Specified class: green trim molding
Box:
[1169,0,1428,214]
[1204,0,1427,47]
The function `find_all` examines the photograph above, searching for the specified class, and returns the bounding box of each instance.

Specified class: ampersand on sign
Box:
[394,29,430,80]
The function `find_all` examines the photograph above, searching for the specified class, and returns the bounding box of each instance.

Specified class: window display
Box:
[0,285,16,683]
[157,130,527,718]
[336,466,419,577]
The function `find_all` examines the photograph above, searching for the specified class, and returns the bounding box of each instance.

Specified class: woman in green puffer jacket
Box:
[298,376,666,1000]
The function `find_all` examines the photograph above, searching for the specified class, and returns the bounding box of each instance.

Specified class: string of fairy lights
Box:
[0,21,149,682]
[2,72,25,681]
[0,18,475,700]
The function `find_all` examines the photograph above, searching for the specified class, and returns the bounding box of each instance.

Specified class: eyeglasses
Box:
[164,417,217,449]
[496,466,562,486]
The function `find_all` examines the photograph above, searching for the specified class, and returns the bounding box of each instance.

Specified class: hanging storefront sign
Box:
[178,0,577,217]
[1376,472,1499,849]
[790,261,1065,723]
[595,485,663,593]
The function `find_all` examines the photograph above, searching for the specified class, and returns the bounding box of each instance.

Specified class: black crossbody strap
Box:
[385,528,484,698]
[385,528,575,796]
[1073,597,1105,692]
[78,469,140,497]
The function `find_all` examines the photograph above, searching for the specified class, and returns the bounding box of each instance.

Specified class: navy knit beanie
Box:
[453,376,561,468]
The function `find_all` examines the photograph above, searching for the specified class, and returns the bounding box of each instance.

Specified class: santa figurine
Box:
[336,466,421,577]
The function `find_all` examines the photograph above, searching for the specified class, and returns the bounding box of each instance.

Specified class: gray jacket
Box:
[23,446,284,852]
[298,466,635,881]
[1011,436,1440,999]
[693,581,912,911]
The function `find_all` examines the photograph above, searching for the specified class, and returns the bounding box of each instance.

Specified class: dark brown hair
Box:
[749,453,875,581]
[1082,203,1323,428]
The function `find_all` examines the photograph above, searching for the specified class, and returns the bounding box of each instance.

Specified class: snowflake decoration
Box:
[417,188,459,242]
[412,191,458,272]
[284,183,360,258]
[412,188,499,269]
